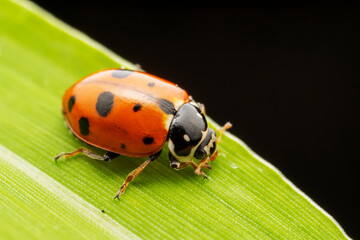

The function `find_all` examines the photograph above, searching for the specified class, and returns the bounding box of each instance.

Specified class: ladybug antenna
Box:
[216,122,232,143]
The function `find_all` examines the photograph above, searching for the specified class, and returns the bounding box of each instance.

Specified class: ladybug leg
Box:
[114,151,161,199]
[54,147,119,162]
[195,156,211,176]
[169,152,211,179]
[178,160,211,170]
[194,149,220,176]
[207,150,218,162]
[216,122,232,143]
[184,161,209,179]
[203,163,212,169]
[173,160,209,179]
[169,152,208,178]
[114,159,151,199]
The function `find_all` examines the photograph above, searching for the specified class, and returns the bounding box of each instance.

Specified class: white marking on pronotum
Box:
[183,134,190,142]
[0,144,139,240]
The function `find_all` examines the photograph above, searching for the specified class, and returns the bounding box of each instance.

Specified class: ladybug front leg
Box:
[55,147,119,162]
[195,156,210,176]
[169,152,209,179]
[180,160,209,179]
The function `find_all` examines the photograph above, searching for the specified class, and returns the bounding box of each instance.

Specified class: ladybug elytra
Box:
[55,69,231,198]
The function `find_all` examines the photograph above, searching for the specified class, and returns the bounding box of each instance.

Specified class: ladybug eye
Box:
[194,148,206,159]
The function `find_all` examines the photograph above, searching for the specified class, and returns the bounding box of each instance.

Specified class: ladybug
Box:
[55,69,231,199]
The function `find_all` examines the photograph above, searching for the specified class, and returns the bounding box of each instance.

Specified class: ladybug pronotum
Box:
[55,69,232,198]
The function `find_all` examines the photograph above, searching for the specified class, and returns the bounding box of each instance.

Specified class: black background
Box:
[31,2,359,238]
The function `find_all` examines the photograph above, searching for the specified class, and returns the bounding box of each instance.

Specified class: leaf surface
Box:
[0,1,350,239]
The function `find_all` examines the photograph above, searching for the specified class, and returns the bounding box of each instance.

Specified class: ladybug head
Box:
[168,102,217,167]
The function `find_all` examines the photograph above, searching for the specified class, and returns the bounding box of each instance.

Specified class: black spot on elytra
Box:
[133,103,142,112]
[158,99,176,115]
[68,95,75,112]
[148,82,155,87]
[96,91,114,117]
[112,70,133,79]
[143,136,154,145]
[79,117,89,136]
[121,143,126,149]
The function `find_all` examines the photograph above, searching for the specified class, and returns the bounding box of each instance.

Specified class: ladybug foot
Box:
[202,163,212,170]
[114,193,120,200]
[194,167,208,179]
[172,159,210,179]
[54,153,70,162]
[114,181,131,199]
[114,157,153,199]
[114,186,125,200]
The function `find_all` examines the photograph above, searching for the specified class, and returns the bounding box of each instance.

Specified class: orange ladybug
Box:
[55,69,231,198]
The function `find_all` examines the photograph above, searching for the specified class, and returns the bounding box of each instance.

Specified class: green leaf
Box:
[0,1,350,239]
